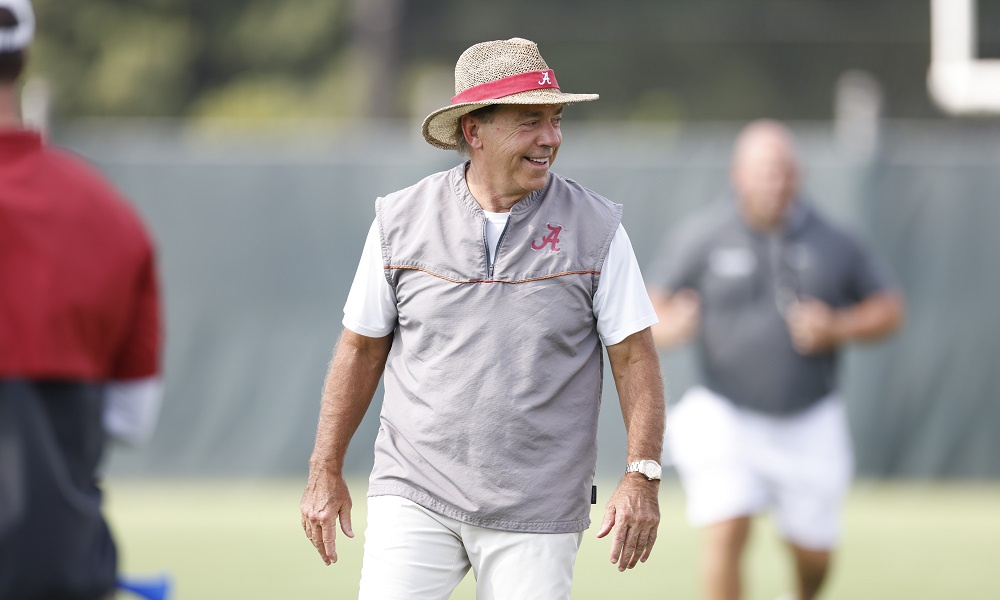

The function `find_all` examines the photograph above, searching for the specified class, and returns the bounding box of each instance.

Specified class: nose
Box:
[537,121,562,148]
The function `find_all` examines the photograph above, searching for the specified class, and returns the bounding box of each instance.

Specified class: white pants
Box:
[359,495,583,600]
[665,386,854,550]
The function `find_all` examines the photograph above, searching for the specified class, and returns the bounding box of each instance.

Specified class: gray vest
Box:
[368,163,622,533]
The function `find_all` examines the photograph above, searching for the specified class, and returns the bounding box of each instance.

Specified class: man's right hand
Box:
[300,467,354,565]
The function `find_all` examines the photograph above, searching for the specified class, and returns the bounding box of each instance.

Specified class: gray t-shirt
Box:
[648,200,890,415]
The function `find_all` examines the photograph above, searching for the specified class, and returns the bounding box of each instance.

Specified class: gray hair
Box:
[454,105,502,158]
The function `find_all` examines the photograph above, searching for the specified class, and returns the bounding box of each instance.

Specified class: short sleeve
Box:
[594,224,659,346]
[645,212,714,294]
[846,234,893,302]
[342,219,398,337]
[111,246,162,380]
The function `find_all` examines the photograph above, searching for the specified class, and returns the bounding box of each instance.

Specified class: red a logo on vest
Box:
[531,223,563,252]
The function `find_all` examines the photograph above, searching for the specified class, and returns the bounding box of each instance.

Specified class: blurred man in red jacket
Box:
[0,2,163,598]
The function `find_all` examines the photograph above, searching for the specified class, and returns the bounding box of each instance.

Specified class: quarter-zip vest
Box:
[368,162,622,533]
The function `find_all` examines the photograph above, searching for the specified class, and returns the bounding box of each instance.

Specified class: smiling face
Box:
[462,104,563,211]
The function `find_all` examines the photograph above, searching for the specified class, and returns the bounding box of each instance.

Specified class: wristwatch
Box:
[625,459,662,481]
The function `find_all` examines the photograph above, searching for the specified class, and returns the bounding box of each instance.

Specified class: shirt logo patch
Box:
[531,223,563,252]
[709,247,756,277]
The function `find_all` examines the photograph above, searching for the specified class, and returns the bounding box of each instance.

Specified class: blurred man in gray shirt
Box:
[647,120,903,600]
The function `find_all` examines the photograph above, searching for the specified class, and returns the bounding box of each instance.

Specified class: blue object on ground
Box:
[117,573,172,600]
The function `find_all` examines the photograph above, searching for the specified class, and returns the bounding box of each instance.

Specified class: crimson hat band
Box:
[451,70,560,104]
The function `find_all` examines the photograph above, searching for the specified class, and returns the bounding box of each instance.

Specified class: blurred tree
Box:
[29,1,199,117]
[29,0,355,121]
[24,0,1000,123]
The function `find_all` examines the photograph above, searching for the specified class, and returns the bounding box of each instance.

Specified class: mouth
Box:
[524,156,550,167]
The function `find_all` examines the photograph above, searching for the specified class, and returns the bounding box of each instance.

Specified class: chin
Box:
[516,171,547,190]
[526,177,549,192]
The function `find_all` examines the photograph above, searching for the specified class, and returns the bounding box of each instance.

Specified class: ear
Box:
[460,114,484,150]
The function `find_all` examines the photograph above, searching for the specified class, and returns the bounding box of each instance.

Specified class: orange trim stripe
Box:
[386,265,599,284]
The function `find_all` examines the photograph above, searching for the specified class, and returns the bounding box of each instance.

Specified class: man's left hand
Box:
[596,474,660,572]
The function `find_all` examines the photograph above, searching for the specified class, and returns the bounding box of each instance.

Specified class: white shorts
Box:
[665,386,854,550]
[359,495,583,600]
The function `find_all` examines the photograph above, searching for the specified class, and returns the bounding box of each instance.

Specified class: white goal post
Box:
[928,0,1000,114]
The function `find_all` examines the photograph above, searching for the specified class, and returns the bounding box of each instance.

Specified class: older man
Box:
[301,38,665,599]
[647,120,904,600]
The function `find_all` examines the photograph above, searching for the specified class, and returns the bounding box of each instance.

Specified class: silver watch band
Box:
[625,459,662,480]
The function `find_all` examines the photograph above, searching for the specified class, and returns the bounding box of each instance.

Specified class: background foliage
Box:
[28,0,1000,123]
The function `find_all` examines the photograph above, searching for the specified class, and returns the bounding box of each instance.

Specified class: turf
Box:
[104,478,1000,599]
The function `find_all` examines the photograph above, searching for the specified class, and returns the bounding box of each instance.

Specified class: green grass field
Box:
[105,478,1000,599]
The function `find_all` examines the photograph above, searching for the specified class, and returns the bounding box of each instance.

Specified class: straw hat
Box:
[0,0,34,53]
[421,38,599,150]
